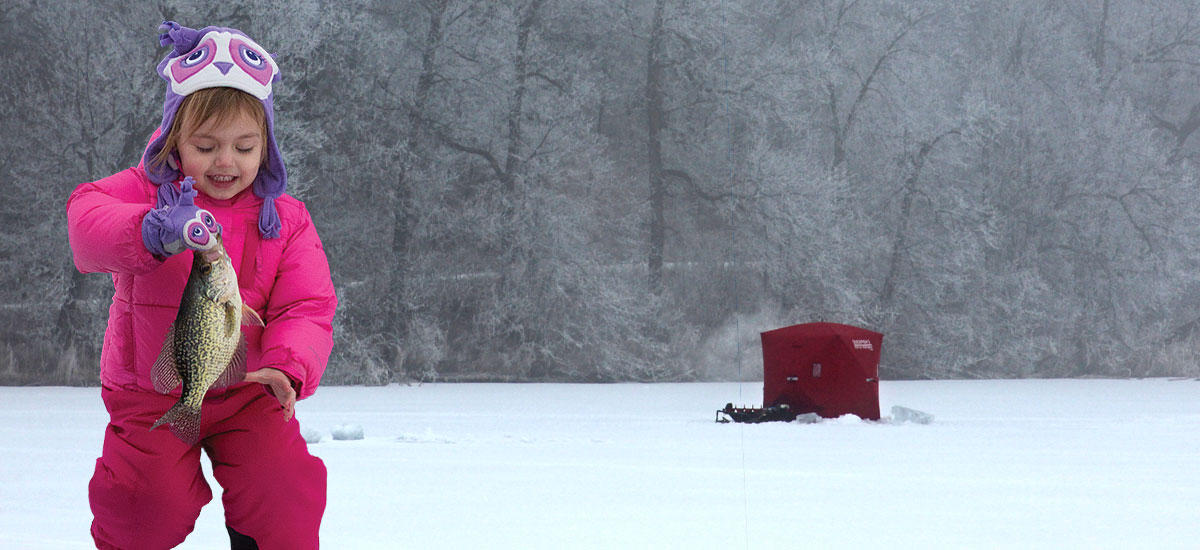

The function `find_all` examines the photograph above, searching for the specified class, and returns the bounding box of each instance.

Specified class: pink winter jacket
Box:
[66,159,337,400]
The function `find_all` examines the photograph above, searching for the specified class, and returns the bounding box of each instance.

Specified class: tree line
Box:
[4,0,1200,385]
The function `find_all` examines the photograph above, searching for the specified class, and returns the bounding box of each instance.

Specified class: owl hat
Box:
[143,21,285,239]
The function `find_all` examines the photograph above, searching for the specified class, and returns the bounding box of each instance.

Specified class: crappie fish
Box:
[150,233,264,445]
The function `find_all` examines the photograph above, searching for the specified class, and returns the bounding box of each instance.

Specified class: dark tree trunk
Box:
[645,0,667,295]
[385,0,451,372]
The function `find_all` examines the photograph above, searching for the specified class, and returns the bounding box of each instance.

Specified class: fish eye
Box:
[199,263,212,274]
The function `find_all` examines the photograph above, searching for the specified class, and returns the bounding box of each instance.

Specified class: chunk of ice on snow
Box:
[891,406,934,424]
[301,425,323,444]
[332,424,365,440]
[795,413,823,424]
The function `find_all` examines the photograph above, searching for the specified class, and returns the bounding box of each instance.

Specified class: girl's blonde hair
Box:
[150,87,268,171]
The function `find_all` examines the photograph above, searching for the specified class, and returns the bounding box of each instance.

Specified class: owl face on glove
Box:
[162,30,278,100]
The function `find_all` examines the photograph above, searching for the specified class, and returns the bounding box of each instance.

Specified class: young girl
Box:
[66,22,336,549]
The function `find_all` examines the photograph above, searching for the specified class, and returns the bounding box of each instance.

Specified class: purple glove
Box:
[141,177,223,257]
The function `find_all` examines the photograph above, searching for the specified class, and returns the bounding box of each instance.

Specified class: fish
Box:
[150,233,264,445]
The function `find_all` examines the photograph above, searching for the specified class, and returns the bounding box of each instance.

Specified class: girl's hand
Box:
[244,367,296,421]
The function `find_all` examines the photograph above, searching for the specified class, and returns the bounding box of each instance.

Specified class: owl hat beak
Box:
[142,21,286,239]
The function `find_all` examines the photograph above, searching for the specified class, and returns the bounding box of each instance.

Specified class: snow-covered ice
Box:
[1,379,1198,549]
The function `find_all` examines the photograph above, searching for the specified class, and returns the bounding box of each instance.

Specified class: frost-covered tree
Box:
[960,0,1200,377]
[0,1,163,384]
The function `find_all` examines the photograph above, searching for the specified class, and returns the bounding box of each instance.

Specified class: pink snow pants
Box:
[89,384,326,549]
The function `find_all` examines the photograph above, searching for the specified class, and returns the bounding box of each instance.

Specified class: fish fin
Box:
[150,401,201,446]
[242,304,265,327]
[212,336,248,390]
[151,324,182,394]
[224,302,240,339]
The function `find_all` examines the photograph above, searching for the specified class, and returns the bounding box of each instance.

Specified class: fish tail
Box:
[150,402,202,446]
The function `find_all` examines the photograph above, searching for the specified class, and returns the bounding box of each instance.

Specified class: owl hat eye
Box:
[168,38,217,84]
[200,210,221,235]
[182,48,208,66]
[231,39,275,86]
[144,21,287,241]
[182,218,213,250]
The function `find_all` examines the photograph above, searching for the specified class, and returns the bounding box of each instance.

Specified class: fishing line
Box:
[718,4,749,550]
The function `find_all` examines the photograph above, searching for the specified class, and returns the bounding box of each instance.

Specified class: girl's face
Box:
[177,109,265,200]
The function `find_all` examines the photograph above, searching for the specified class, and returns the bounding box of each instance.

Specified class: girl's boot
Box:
[227,525,259,550]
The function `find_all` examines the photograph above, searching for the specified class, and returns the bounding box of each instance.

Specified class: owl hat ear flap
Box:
[254,88,286,239]
[142,20,286,239]
[143,22,197,196]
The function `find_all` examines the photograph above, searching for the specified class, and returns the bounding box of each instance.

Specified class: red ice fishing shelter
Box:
[760,322,882,420]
